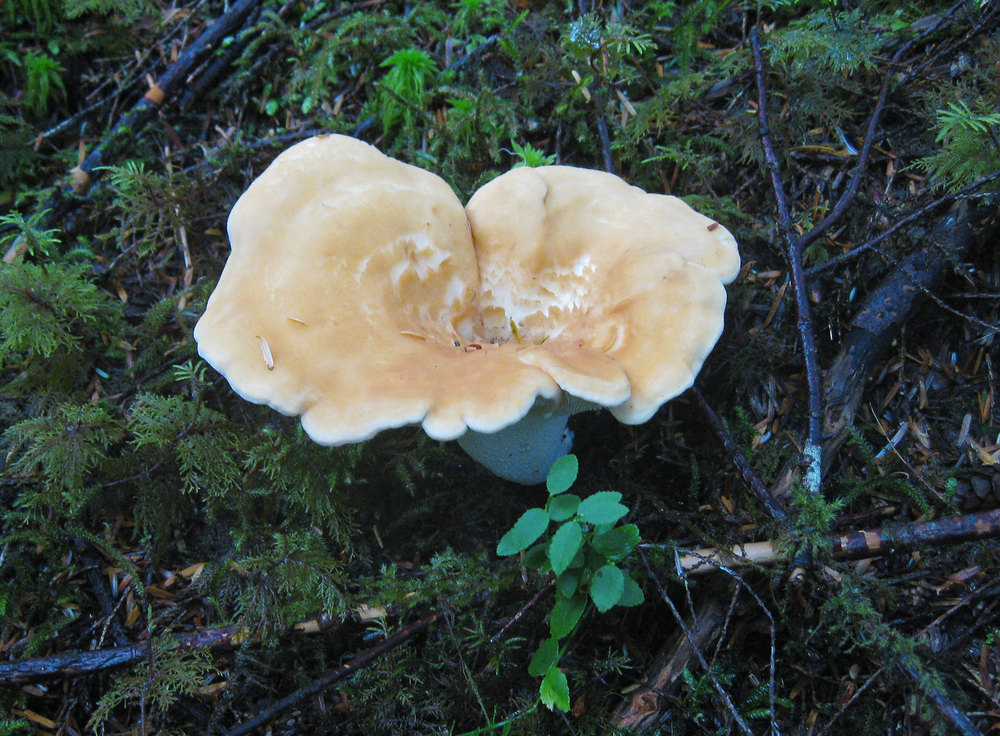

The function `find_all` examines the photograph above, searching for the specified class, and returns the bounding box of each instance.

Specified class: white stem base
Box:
[457,408,574,485]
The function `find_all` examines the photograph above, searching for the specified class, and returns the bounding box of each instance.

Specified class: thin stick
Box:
[225,611,443,736]
[807,168,1000,277]
[490,582,554,643]
[815,667,885,736]
[901,660,984,736]
[795,0,966,251]
[689,387,788,523]
[639,552,755,735]
[795,63,892,252]
[0,625,240,683]
[750,27,824,496]
[69,0,263,192]
[674,508,1000,575]
[595,102,615,174]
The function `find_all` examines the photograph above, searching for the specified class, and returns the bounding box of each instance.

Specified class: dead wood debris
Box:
[3,1,1000,732]
[611,13,1000,733]
[676,508,1000,575]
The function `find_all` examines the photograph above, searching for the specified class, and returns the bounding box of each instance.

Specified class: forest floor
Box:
[1,0,999,734]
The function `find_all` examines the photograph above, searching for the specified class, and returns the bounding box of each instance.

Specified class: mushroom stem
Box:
[457,404,574,485]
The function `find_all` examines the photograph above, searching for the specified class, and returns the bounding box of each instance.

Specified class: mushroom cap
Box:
[466,165,740,424]
[194,135,740,447]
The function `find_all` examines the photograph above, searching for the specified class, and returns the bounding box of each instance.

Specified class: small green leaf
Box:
[618,575,645,607]
[539,667,570,711]
[556,568,580,598]
[546,454,578,495]
[497,508,549,556]
[578,491,628,525]
[550,593,587,638]
[587,548,609,571]
[590,564,625,612]
[523,542,548,568]
[528,637,559,677]
[548,521,583,576]
[548,493,581,521]
[592,524,641,560]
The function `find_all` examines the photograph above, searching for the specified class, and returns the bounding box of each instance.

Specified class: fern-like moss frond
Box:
[87,638,215,733]
[3,401,119,515]
[0,261,118,364]
[919,99,1000,191]
[767,9,884,76]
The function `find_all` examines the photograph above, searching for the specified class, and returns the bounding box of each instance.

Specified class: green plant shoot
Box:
[496,454,644,711]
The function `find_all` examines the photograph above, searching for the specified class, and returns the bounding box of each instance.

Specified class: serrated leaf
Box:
[578,491,628,525]
[528,637,559,677]
[618,575,645,607]
[548,493,581,521]
[590,564,625,612]
[548,521,583,576]
[587,548,609,571]
[497,508,549,556]
[556,568,580,598]
[550,593,587,638]
[592,524,641,560]
[546,454,578,495]
[539,667,570,711]
[523,541,548,569]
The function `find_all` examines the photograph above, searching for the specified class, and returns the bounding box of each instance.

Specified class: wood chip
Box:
[14,710,56,729]
[179,562,205,580]
[257,336,274,370]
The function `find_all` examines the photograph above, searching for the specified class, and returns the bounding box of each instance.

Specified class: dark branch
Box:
[676,508,1000,574]
[750,27,825,494]
[0,626,239,683]
[226,612,443,736]
[796,0,968,251]
[807,169,1000,277]
[689,387,788,523]
[70,0,263,190]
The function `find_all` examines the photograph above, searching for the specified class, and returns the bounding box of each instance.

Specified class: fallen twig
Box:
[635,554,755,735]
[618,194,994,729]
[902,661,984,736]
[689,386,788,523]
[750,27,824,497]
[0,609,342,685]
[775,200,972,499]
[815,667,886,736]
[490,581,554,643]
[675,508,1000,575]
[807,169,1000,278]
[795,0,967,252]
[68,0,263,194]
[0,0,267,265]
[595,101,615,174]
[774,194,997,499]
[610,588,729,733]
[613,59,996,728]
[446,33,499,72]
[225,611,443,736]
[177,3,265,111]
[0,625,240,683]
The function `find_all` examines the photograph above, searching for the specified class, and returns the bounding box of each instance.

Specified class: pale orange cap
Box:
[195,135,740,454]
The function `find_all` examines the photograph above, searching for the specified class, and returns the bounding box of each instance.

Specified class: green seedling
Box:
[497,454,644,711]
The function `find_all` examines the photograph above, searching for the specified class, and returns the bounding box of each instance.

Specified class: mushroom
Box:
[194,134,739,484]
